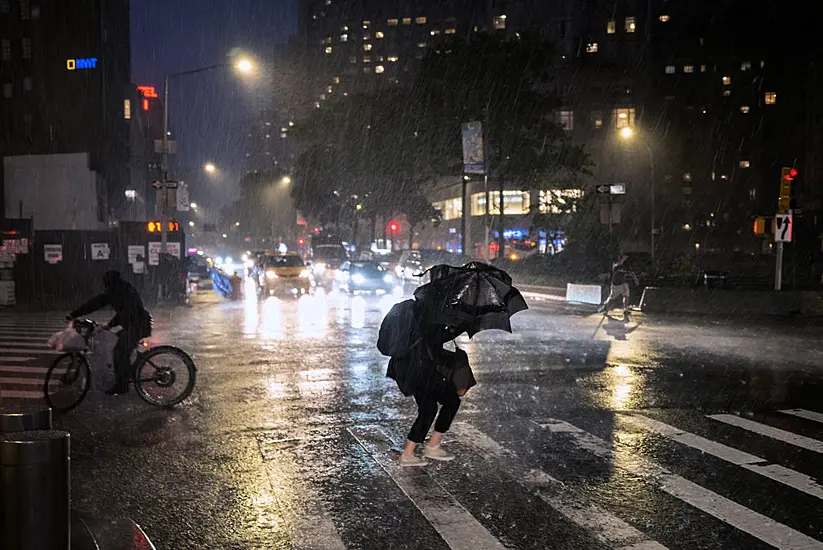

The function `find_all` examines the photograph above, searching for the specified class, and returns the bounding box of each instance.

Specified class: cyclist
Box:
[67,270,152,395]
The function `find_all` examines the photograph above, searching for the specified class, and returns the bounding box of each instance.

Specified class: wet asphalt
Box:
[17,281,823,549]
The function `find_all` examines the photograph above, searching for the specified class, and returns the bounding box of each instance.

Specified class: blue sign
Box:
[66,58,98,70]
[461,121,485,175]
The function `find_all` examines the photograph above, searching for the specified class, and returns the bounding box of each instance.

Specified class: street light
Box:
[619,127,656,265]
[235,58,254,74]
[281,175,292,185]
[204,163,216,174]
[190,202,197,209]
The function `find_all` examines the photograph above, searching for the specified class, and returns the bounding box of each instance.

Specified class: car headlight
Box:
[299,269,311,278]
[352,274,366,284]
[383,274,393,283]
[313,263,326,274]
[266,270,278,280]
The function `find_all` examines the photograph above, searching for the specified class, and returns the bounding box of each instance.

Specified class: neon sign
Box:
[137,86,158,98]
[66,58,98,70]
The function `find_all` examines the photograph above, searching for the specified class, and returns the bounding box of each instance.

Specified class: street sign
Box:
[775,213,792,242]
[152,180,178,189]
[148,241,181,266]
[596,184,610,194]
[461,122,485,174]
[610,183,626,195]
[176,182,190,212]
[90,243,110,260]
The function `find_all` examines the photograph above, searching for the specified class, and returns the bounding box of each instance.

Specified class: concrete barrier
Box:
[566,283,603,305]
[639,287,810,316]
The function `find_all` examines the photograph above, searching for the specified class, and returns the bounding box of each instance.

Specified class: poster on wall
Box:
[91,243,110,260]
[44,244,63,264]
[148,242,181,266]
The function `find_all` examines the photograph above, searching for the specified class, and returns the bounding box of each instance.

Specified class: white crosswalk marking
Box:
[454,423,668,550]
[349,425,508,550]
[537,418,823,550]
[622,414,823,500]
[0,316,68,401]
[780,409,823,425]
[709,414,823,454]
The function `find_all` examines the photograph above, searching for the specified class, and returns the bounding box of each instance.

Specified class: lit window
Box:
[340,34,348,42]
[591,111,603,128]
[740,105,750,113]
[325,46,332,54]
[445,28,456,35]
[21,37,31,59]
[402,17,412,25]
[431,29,441,35]
[333,76,341,84]
[739,160,750,168]
[417,42,426,48]
[342,25,349,31]
[612,108,636,128]
[327,86,333,93]
[375,31,384,39]
[3,82,11,98]
[469,191,531,216]
[363,43,372,51]
[700,65,707,72]
[722,90,731,97]
[363,33,370,40]
[722,75,731,85]
[493,15,506,29]
[415,16,427,24]
[765,92,777,105]
[377,55,384,62]
[433,198,463,220]
[557,110,574,131]
[315,102,321,109]
[586,42,598,53]
[349,56,357,64]
[606,19,615,34]
[319,94,326,100]
[1,39,9,61]
[375,65,385,73]
[362,56,371,63]
[124,98,131,119]
[363,66,371,73]
[362,20,370,28]
[741,61,751,71]
[388,56,399,62]
[684,65,694,73]
[665,65,675,74]
[20,0,29,20]
[625,17,636,32]
[683,172,692,182]
[659,15,670,22]
[388,18,398,26]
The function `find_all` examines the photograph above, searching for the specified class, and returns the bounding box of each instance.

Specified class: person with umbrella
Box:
[385,262,528,467]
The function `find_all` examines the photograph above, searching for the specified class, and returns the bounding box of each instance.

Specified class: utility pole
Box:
[460,176,468,255]
[160,74,170,255]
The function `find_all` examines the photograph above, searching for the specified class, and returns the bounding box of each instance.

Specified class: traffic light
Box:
[753,217,766,236]
[778,167,797,213]
[147,221,179,233]
[297,238,305,246]
[388,221,399,233]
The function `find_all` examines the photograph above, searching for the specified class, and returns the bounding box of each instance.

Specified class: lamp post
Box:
[159,58,254,257]
[619,127,656,265]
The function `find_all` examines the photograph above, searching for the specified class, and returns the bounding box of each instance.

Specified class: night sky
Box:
[130,0,297,211]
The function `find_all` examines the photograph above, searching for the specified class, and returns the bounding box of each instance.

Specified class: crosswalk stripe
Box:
[0,357,36,362]
[623,414,823,500]
[0,366,48,374]
[0,390,43,399]
[454,423,667,550]
[0,336,51,341]
[0,341,48,348]
[0,377,44,386]
[0,349,60,355]
[708,414,823,454]
[780,409,823,425]
[348,426,508,550]
[537,418,823,550]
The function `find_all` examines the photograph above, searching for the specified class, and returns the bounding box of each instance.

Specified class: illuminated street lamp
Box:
[235,58,254,74]
[204,163,216,174]
[281,175,292,185]
[190,202,197,209]
[619,127,656,265]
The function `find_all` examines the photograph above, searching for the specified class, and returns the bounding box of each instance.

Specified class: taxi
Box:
[258,252,313,297]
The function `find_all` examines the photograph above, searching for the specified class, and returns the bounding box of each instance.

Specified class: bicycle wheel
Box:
[133,346,196,407]
[44,353,92,412]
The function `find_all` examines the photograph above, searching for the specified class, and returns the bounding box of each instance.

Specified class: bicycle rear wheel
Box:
[133,346,196,407]
[44,353,92,412]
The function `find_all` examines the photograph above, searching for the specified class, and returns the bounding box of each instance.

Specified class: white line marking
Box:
[0,390,43,399]
[708,414,823,454]
[0,349,60,355]
[0,357,36,362]
[537,419,823,550]
[348,426,508,550]
[0,341,48,348]
[623,414,823,500]
[0,365,47,373]
[0,336,49,341]
[454,423,667,549]
[0,377,44,386]
[780,409,823,425]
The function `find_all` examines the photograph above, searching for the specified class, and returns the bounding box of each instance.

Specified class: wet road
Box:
[4,283,823,549]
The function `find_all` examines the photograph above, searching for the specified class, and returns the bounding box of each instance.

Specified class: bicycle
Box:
[43,319,197,412]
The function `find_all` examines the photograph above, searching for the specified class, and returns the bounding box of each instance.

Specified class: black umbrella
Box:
[413,262,528,337]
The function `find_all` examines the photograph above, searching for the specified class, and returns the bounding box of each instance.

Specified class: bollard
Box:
[0,430,70,550]
[0,404,52,434]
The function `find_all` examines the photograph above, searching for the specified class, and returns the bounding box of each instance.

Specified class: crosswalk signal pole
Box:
[160,73,170,257]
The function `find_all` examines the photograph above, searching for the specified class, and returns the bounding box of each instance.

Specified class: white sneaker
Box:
[423,445,455,462]
[399,454,428,467]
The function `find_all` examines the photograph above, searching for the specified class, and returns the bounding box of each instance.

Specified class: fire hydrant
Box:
[230,272,243,300]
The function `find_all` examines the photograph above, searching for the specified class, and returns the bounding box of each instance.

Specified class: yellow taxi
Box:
[258,252,313,297]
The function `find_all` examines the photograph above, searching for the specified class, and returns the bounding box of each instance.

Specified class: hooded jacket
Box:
[70,271,152,333]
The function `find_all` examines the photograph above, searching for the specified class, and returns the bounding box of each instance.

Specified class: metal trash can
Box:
[0,405,52,434]
[0,430,70,550]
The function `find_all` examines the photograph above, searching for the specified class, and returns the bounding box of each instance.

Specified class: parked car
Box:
[339,261,395,294]
[258,252,313,298]
[396,249,461,285]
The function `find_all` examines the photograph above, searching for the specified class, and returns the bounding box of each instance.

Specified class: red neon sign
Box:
[137,86,159,99]
[142,99,149,111]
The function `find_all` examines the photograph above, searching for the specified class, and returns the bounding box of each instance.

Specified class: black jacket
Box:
[387,323,462,397]
[71,279,152,334]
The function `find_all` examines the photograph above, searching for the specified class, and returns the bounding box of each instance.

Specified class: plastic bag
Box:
[46,326,86,352]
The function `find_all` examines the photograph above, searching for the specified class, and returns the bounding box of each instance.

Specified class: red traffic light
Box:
[298,238,305,245]
[389,221,399,233]
[784,168,798,181]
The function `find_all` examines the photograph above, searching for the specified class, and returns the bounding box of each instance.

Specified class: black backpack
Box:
[377,299,423,357]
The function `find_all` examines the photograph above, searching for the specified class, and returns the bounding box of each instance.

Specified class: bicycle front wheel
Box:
[44,353,92,412]
[133,346,196,407]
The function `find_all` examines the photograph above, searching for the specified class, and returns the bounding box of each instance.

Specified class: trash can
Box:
[0,404,52,434]
[0,430,71,550]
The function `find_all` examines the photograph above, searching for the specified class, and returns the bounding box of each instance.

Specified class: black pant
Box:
[408,384,461,444]
[112,325,145,389]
